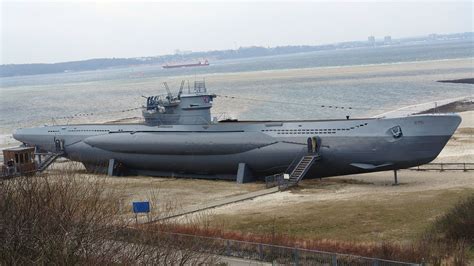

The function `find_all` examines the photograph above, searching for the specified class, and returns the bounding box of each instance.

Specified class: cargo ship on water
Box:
[162,59,209,69]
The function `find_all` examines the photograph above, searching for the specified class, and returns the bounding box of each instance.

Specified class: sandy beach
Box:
[435,109,473,163]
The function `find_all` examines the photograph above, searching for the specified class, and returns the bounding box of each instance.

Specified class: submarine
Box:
[13,80,461,181]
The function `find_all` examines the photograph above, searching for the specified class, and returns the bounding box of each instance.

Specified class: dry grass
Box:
[29,162,473,263]
[213,188,474,242]
[106,177,264,219]
[147,192,473,263]
[47,161,264,218]
[0,167,220,265]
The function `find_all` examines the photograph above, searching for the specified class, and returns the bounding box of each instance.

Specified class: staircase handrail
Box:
[37,151,64,172]
[293,155,318,183]
[285,147,308,174]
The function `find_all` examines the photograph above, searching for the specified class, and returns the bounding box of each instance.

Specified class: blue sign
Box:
[133,201,150,213]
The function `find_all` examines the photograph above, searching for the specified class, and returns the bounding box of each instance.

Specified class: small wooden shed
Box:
[2,147,36,176]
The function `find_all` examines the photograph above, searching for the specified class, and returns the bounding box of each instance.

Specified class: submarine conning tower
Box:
[142,80,217,126]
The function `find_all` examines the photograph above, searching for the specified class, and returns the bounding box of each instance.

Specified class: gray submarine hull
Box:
[13,113,461,180]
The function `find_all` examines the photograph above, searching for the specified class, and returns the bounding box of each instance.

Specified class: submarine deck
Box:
[52,117,379,127]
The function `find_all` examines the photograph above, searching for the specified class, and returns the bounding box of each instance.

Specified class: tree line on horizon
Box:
[1,32,472,78]
[0,44,343,77]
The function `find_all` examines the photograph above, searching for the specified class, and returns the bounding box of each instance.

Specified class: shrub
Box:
[0,169,218,265]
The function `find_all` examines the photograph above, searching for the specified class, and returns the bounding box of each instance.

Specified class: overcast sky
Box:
[1,1,472,64]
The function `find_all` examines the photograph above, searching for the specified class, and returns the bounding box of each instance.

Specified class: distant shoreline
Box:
[1,34,472,78]
[438,78,474,84]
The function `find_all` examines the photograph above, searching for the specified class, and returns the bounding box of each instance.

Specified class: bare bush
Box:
[0,168,219,265]
[417,194,473,266]
[430,194,473,243]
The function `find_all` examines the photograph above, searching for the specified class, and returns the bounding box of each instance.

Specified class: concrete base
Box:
[236,163,255,184]
[107,159,115,176]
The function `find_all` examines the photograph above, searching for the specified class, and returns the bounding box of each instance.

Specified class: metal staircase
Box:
[265,153,320,191]
[287,155,319,186]
[37,152,63,172]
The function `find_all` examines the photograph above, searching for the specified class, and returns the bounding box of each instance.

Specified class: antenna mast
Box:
[178,80,185,98]
[162,82,172,100]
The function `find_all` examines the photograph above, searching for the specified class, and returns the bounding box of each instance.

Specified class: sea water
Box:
[1,39,473,146]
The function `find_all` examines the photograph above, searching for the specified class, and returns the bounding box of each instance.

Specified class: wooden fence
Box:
[408,163,474,171]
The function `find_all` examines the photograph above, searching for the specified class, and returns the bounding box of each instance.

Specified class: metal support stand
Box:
[294,248,299,266]
[236,163,255,184]
[107,159,115,176]
[35,146,42,165]
[332,254,338,266]
[393,169,399,186]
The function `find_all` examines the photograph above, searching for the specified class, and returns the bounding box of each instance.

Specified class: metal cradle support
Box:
[236,163,255,184]
[108,159,116,176]
[393,169,399,186]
